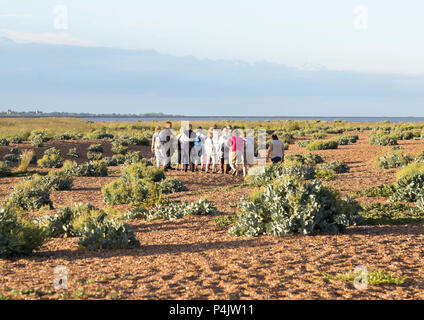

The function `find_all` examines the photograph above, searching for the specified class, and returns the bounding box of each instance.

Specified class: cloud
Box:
[0,29,99,47]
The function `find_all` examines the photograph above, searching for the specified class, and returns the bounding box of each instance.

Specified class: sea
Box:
[81,116,424,123]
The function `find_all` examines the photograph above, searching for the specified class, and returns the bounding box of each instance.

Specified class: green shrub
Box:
[245,163,315,186]
[390,171,424,202]
[102,179,149,205]
[9,147,19,155]
[2,179,52,211]
[123,151,142,166]
[18,150,34,172]
[78,219,140,250]
[295,140,311,147]
[214,215,238,227]
[53,133,71,140]
[87,144,104,153]
[315,169,336,181]
[316,161,350,174]
[229,178,362,237]
[0,161,11,177]
[356,184,396,197]
[37,154,64,168]
[87,151,103,160]
[395,162,424,181]
[36,203,97,238]
[144,198,219,221]
[63,160,108,177]
[7,136,23,144]
[30,134,44,147]
[3,154,18,163]
[121,162,165,183]
[44,147,61,156]
[311,132,327,139]
[331,134,359,145]
[35,203,140,250]
[0,207,45,257]
[369,134,398,146]
[360,203,424,225]
[377,151,413,169]
[157,179,188,194]
[67,148,79,158]
[323,269,405,286]
[111,140,128,154]
[0,138,10,146]
[285,153,323,166]
[39,170,73,191]
[306,140,338,151]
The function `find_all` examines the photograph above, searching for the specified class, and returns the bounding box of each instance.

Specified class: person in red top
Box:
[226,129,245,175]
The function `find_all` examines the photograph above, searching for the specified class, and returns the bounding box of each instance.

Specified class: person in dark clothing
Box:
[182,124,196,172]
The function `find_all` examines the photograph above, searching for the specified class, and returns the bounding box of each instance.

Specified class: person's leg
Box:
[229,152,237,174]
[155,150,162,168]
[205,155,210,173]
[212,154,217,173]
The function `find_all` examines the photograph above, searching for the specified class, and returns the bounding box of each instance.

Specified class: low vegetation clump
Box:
[214,215,238,227]
[35,203,140,250]
[2,179,53,211]
[121,162,165,183]
[87,144,104,153]
[316,161,350,174]
[311,132,327,139]
[323,269,405,286]
[111,140,128,155]
[37,150,64,168]
[87,151,103,160]
[377,151,413,169]
[0,206,45,257]
[102,162,173,205]
[17,150,34,172]
[63,160,108,177]
[78,219,140,250]
[295,140,311,147]
[285,153,323,166]
[330,134,359,145]
[369,134,398,146]
[30,134,45,147]
[230,178,362,237]
[157,179,188,194]
[135,198,219,221]
[390,163,424,202]
[67,148,79,158]
[315,169,336,181]
[306,139,338,151]
[360,202,424,225]
[355,184,396,197]
[3,154,19,163]
[102,179,149,205]
[0,138,9,146]
[29,170,73,191]
[0,161,11,177]
[245,162,315,186]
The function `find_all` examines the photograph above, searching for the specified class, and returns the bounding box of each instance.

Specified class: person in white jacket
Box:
[204,131,217,173]
[151,125,163,168]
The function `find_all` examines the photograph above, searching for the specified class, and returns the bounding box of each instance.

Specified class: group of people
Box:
[151,121,285,176]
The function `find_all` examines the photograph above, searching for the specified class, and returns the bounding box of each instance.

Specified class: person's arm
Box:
[267,142,273,162]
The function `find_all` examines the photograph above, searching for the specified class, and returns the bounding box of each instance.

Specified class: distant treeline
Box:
[0,111,183,118]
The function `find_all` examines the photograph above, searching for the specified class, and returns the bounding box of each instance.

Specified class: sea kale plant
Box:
[230,178,362,237]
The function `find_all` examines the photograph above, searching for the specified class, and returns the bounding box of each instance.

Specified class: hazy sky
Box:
[1,0,423,74]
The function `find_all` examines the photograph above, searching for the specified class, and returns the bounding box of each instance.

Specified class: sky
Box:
[0,1,424,116]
